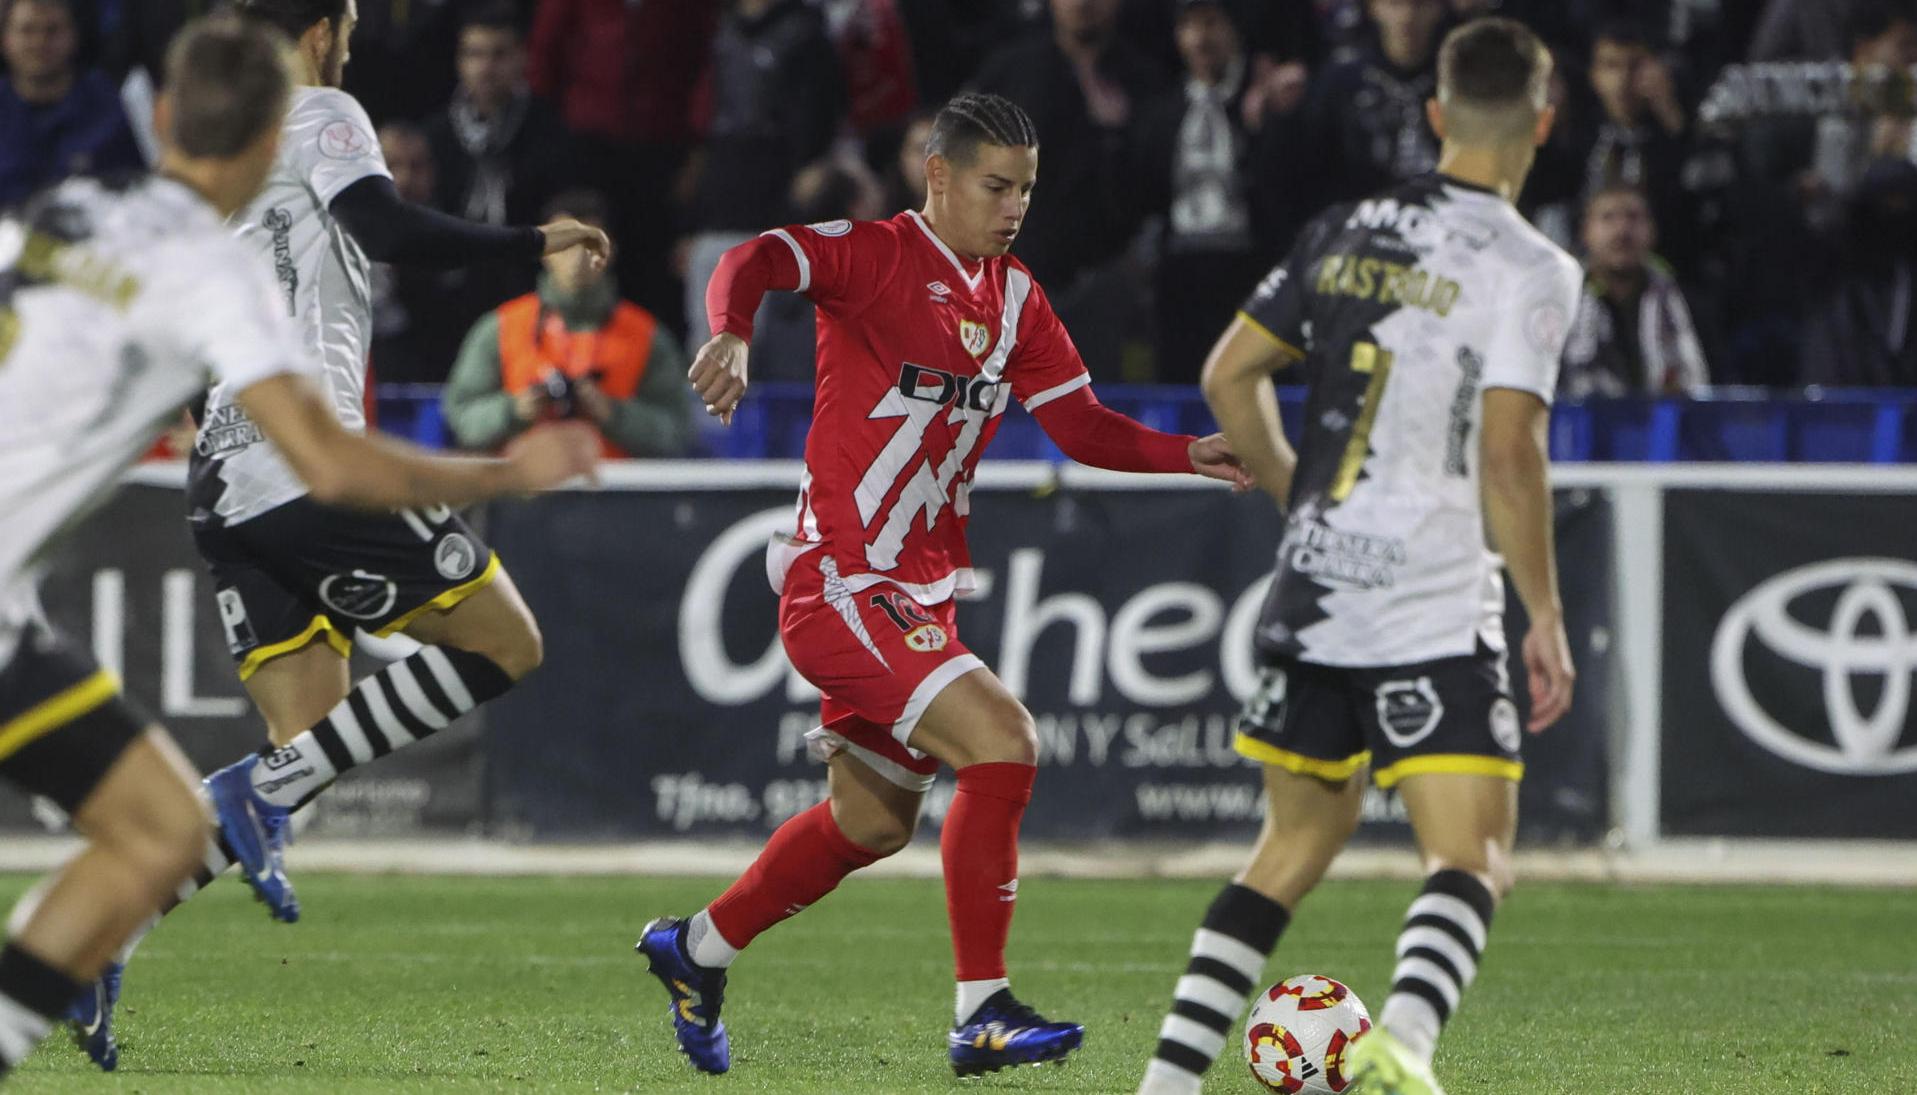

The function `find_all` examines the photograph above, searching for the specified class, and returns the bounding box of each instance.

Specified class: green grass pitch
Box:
[9,872,1914,1093]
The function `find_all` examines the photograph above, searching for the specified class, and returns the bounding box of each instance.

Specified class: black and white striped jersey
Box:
[1242,173,1581,668]
[0,174,305,653]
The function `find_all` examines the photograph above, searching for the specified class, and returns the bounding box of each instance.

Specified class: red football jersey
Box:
[762,211,1091,604]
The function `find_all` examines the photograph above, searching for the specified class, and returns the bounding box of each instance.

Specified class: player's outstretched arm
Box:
[328,177,609,271]
[1028,386,1249,487]
[235,373,598,510]
[1481,386,1574,732]
[1200,315,1301,505]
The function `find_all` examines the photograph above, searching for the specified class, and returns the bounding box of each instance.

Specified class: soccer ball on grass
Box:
[1243,974,1371,1093]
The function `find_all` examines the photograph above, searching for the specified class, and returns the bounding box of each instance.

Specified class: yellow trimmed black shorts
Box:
[1233,641,1523,788]
[190,498,501,681]
[0,623,145,812]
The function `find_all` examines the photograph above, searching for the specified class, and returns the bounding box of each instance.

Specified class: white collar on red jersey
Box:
[905,209,986,293]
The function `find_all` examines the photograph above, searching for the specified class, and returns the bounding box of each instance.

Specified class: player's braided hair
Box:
[926,93,1039,165]
[232,0,347,40]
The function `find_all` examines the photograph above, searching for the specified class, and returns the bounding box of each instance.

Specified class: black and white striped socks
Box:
[1377,868,1496,1064]
[249,646,511,809]
[1140,883,1290,1094]
[0,943,82,1076]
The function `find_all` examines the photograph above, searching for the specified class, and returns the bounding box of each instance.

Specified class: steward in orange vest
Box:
[443,269,691,458]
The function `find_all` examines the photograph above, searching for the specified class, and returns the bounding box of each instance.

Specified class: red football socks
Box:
[942,762,1036,981]
[707,801,883,949]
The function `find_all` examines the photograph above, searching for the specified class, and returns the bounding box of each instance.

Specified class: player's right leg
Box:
[98,631,358,1029]
[174,506,357,923]
[1345,642,1523,1095]
[1345,774,1515,1095]
[65,619,348,1071]
[200,636,351,922]
[0,623,208,1076]
[86,510,537,1067]
[634,551,952,1075]
[903,668,1087,1076]
[226,508,533,810]
[637,752,921,1074]
[1138,659,1369,1095]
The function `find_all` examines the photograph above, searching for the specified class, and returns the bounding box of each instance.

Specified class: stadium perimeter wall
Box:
[5,462,1914,878]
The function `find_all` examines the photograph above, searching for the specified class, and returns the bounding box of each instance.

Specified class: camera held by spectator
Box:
[533,364,609,423]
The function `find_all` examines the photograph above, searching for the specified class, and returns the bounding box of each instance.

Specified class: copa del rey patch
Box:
[958,319,991,358]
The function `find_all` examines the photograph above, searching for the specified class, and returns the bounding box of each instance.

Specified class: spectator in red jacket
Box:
[529,0,715,331]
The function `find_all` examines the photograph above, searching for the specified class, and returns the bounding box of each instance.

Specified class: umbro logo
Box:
[998,879,1019,903]
[927,280,952,302]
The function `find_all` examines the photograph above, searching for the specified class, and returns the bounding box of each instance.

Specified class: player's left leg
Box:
[698,749,922,964]
[1347,775,1517,1095]
[0,620,210,1075]
[1139,656,1370,1095]
[195,638,351,921]
[230,565,538,815]
[178,573,524,928]
[637,752,923,1074]
[195,505,530,906]
[1346,640,1523,1095]
[1138,765,1367,1095]
[3,730,211,1078]
[1341,652,1518,1095]
[905,668,1085,1075]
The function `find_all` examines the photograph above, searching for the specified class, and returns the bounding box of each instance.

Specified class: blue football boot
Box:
[203,756,299,923]
[948,989,1085,1077]
[634,917,730,1074]
[67,961,121,1071]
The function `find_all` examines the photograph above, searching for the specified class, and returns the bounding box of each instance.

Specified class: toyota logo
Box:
[1710,558,1917,776]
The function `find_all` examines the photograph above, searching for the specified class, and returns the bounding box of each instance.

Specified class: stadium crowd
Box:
[6,0,1917,424]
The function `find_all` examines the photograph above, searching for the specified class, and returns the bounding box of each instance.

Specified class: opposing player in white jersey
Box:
[1138,19,1580,1095]
[169,0,606,928]
[0,17,594,1076]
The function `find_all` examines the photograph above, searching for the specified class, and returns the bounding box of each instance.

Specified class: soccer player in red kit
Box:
[634,93,1250,1078]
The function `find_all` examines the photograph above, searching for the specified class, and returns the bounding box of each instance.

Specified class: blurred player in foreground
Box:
[0,15,594,1075]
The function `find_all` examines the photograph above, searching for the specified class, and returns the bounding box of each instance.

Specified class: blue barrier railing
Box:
[380,383,1917,463]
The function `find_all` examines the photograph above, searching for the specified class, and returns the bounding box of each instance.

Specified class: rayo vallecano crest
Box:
[958,319,991,358]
